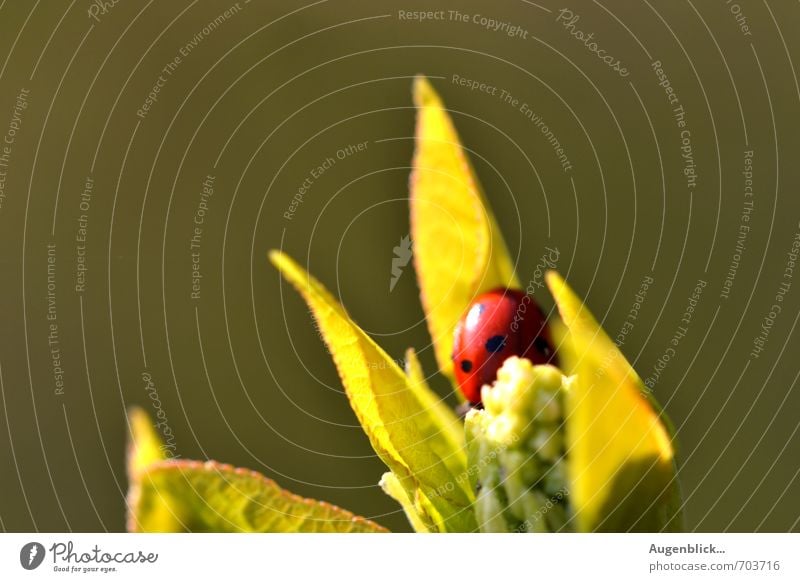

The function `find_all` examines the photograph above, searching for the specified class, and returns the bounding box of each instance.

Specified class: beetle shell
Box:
[452,288,555,404]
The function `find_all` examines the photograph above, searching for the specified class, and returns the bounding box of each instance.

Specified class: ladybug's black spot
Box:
[460,359,473,373]
[485,335,507,353]
[534,336,552,356]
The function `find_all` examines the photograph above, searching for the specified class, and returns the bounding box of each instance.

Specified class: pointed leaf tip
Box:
[545,271,681,531]
[410,77,519,382]
[270,250,476,532]
[413,75,439,108]
[126,406,167,478]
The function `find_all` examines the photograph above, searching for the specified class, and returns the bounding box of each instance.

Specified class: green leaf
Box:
[545,271,682,532]
[129,460,387,532]
[410,76,519,383]
[270,250,476,532]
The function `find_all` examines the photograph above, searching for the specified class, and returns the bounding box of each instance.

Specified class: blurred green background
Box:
[0,0,798,533]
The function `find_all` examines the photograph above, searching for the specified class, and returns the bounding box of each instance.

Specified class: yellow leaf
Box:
[270,250,476,532]
[126,406,167,478]
[546,271,681,531]
[411,75,519,381]
[404,347,464,473]
[129,460,387,532]
[379,471,434,533]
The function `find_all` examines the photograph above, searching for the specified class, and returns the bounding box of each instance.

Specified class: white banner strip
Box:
[0,533,797,581]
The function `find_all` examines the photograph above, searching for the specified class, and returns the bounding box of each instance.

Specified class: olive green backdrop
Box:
[0,0,798,533]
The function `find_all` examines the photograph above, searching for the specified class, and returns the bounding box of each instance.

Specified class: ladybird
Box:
[452,288,555,405]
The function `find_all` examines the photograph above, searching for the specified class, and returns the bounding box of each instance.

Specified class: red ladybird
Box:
[452,288,555,405]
